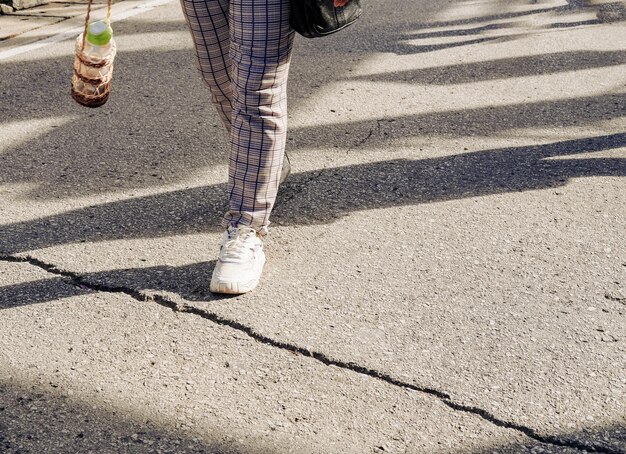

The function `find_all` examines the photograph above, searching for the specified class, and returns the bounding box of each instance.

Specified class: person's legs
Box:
[224,0,295,234]
[181,0,294,294]
[180,0,233,130]
[211,0,294,294]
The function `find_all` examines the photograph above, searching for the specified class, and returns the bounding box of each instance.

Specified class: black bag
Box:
[290,0,363,38]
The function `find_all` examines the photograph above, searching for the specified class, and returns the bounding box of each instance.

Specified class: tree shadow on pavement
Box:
[0,0,624,293]
[289,92,625,149]
[357,0,626,55]
[410,0,625,29]
[466,423,626,454]
[0,378,272,454]
[1,0,623,199]
[1,1,625,452]
[347,50,626,85]
[0,54,623,200]
[1,369,625,453]
[0,133,624,257]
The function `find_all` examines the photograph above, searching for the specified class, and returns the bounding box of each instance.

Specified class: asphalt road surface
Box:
[1,0,625,452]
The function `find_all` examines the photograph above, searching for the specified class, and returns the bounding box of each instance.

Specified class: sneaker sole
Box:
[210,278,260,295]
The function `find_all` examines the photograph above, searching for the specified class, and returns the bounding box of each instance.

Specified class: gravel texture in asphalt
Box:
[1,0,625,452]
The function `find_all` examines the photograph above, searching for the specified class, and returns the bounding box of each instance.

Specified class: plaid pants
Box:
[180,0,295,234]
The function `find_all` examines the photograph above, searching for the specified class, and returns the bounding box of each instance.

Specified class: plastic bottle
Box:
[71,20,117,107]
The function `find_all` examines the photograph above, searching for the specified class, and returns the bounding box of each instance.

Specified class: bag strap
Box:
[81,0,113,51]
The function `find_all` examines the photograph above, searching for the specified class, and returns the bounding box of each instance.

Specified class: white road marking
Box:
[0,0,174,61]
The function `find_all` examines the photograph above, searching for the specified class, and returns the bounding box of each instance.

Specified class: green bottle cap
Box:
[86,20,113,46]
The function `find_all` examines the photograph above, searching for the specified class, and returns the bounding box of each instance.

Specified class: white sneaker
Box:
[210,226,266,294]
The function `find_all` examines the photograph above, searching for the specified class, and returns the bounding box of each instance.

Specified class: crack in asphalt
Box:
[355,127,375,147]
[605,292,625,305]
[1,253,622,454]
[353,119,399,149]
[353,119,385,148]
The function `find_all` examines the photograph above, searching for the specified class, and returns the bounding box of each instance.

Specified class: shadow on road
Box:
[0,133,624,257]
[1,375,625,453]
[348,50,626,84]
[0,260,219,309]
[0,378,265,454]
[1,3,625,451]
[0,0,624,198]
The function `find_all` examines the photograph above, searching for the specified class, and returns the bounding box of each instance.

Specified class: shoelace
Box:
[220,227,258,262]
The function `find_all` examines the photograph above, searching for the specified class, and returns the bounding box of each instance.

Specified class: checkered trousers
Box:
[180,0,295,234]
